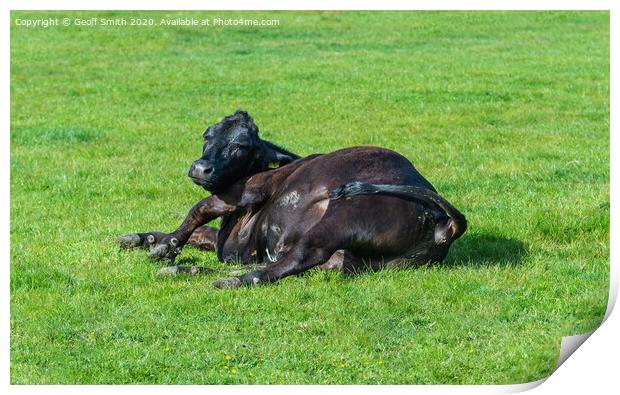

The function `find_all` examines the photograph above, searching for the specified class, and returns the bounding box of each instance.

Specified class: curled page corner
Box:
[556,331,595,369]
[540,274,618,384]
[507,330,599,393]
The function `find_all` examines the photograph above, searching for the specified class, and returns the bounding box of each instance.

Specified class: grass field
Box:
[10,11,610,384]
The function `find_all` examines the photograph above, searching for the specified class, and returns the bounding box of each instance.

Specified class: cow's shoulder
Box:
[218,155,310,210]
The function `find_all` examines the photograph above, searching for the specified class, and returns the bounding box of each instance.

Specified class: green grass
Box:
[10,11,609,384]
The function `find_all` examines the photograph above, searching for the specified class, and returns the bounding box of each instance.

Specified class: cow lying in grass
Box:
[118,111,467,288]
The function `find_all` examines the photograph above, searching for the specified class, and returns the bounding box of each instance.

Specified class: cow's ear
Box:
[274,151,296,166]
[262,140,299,168]
[266,151,295,169]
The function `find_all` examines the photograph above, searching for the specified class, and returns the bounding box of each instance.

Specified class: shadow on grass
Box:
[166,233,528,277]
[443,233,529,267]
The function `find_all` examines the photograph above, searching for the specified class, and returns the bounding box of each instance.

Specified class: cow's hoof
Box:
[118,232,167,250]
[149,245,181,262]
[148,236,181,262]
[213,277,242,289]
[117,234,143,249]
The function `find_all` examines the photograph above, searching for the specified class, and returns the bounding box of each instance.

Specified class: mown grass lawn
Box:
[10,11,609,384]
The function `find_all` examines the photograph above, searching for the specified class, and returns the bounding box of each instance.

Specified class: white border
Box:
[3,1,616,394]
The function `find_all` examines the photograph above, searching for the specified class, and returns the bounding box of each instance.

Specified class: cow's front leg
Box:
[116,231,181,261]
[118,226,218,251]
[147,224,218,261]
[118,231,167,249]
[148,196,237,262]
[119,195,237,262]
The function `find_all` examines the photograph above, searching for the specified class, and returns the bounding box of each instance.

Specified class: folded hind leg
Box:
[213,218,345,288]
[187,226,218,250]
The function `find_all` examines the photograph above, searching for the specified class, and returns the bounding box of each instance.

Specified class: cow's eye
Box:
[230,143,250,157]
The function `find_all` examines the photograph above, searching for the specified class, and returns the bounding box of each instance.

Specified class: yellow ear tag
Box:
[268,161,280,169]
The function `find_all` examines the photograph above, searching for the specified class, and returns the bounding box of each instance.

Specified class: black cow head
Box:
[188,110,298,192]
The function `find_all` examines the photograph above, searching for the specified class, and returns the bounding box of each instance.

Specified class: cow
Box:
[118,110,467,288]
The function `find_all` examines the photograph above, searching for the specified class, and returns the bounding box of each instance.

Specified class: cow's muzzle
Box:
[188,160,214,187]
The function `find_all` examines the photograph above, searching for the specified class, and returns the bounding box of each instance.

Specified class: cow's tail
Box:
[329,181,467,241]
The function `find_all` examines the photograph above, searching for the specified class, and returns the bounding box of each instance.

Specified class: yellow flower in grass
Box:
[231,367,237,374]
